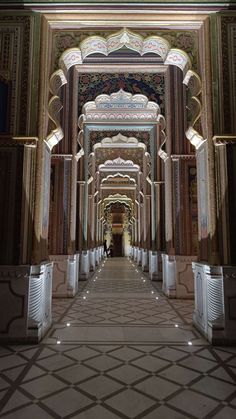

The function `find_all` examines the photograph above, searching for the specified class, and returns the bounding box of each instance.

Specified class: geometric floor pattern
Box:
[0,257,236,418]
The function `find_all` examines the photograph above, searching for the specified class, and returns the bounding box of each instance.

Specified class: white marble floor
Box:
[0,257,236,418]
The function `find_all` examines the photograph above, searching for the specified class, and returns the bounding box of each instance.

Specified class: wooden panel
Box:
[0,146,23,264]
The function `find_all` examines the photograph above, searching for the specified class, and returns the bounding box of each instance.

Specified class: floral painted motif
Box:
[78,72,165,117]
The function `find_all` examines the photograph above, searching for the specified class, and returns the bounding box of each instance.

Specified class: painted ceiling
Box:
[78,72,165,117]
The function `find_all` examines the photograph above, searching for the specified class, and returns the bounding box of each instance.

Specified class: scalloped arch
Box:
[99,157,140,172]
[101,173,136,184]
[47,28,203,150]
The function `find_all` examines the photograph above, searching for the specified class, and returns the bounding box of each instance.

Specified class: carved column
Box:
[191,136,236,344]
[88,195,95,270]
[141,151,151,271]
[88,154,96,270]
[79,125,90,278]
[151,180,165,280]
[49,155,79,297]
[142,194,151,271]
[149,121,163,279]
[0,138,53,343]
[78,181,89,279]
[138,200,144,266]
[19,141,37,264]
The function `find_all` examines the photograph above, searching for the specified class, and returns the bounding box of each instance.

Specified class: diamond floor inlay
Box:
[0,257,236,418]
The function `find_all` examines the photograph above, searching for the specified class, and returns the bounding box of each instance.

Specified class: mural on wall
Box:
[78,72,165,117]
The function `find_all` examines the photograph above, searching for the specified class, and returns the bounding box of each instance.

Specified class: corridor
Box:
[0,258,236,419]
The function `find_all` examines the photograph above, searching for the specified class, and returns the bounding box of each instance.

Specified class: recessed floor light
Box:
[56,340,61,345]
[188,341,193,346]
[66,323,70,327]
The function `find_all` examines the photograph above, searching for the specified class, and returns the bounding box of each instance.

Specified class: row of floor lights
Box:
[57,258,107,345]
[57,261,193,346]
[129,257,193,346]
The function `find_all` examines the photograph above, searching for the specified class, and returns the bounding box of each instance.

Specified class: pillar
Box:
[0,138,53,342]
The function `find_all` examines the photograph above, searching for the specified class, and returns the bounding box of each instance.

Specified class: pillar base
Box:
[130,246,134,259]
[95,248,100,266]
[162,254,197,299]
[99,246,103,261]
[80,250,90,280]
[193,263,236,345]
[137,248,142,266]
[0,262,53,343]
[89,249,95,271]
[149,251,162,280]
[134,247,138,262]
[142,249,149,272]
[50,254,79,297]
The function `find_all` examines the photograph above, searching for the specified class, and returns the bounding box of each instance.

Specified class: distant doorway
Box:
[112,234,123,257]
